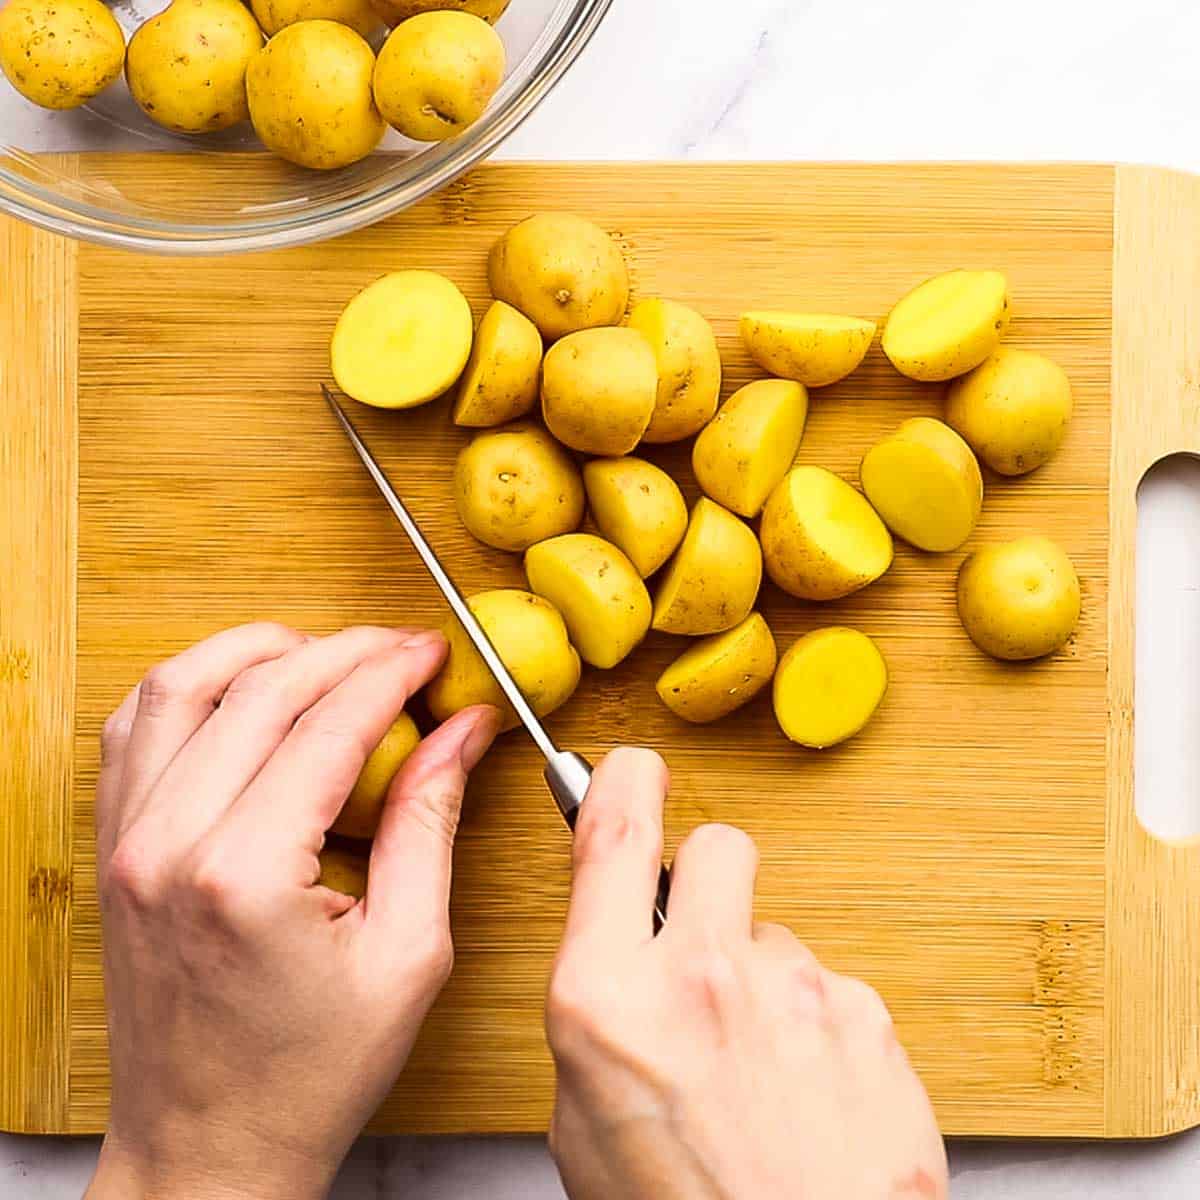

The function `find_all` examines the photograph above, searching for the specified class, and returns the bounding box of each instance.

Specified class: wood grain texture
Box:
[4,157,1194,1138]
[0,215,77,1133]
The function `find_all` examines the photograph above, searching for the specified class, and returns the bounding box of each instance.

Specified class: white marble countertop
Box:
[5,0,1200,1195]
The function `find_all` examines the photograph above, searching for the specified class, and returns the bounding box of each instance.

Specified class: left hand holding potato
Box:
[85,623,500,1200]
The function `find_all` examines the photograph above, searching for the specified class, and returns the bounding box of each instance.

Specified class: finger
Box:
[561,747,667,951]
[96,685,140,863]
[225,632,449,851]
[666,822,759,942]
[117,622,306,834]
[364,704,501,939]
[136,626,415,851]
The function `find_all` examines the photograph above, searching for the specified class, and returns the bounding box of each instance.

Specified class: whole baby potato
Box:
[882,269,1010,382]
[656,613,777,725]
[541,327,658,456]
[453,301,543,428]
[859,417,982,552]
[488,213,629,342]
[426,589,581,731]
[454,422,584,552]
[247,19,385,169]
[945,348,1073,476]
[760,466,893,601]
[739,312,876,388]
[582,456,687,578]
[692,379,808,518]
[0,0,125,110]
[956,535,1080,661]
[330,712,421,839]
[251,0,382,38]
[370,0,509,25]
[126,0,263,134]
[628,299,722,443]
[318,846,369,900]
[374,11,505,142]
[652,498,762,636]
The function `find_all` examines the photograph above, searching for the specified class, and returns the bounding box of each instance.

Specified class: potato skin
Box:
[454,422,584,553]
[488,213,629,342]
[541,327,658,456]
[0,0,125,110]
[956,536,1080,661]
[453,301,543,428]
[318,846,369,899]
[945,348,1072,476]
[370,0,509,25]
[692,379,808,518]
[628,299,722,444]
[374,11,505,142]
[247,19,384,169]
[426,589,580,731]
[524,534,651,670]
[656,613,777,724]
[652,498,762,636]
[739,313,875,388]
[582,456,687,579]
[251,0,382,38]
[330,713,421,839]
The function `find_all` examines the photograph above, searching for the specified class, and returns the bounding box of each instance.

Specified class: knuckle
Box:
[104,836,163,907]
[138,660,196,713]
[573,804,661,871]
[837,974,894,1028]
[221,659,281,705]
[291,712,372,763]
[679,943,743,1014]
[545,960,601,1051]
[185,845,245,916]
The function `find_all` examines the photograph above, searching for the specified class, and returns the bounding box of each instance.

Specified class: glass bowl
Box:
[0,0,610,253]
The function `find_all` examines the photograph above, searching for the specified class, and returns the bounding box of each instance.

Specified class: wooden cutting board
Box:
[3,159,1200,1140]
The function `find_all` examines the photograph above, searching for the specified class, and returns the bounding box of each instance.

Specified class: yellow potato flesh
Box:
[760,466,893,601]
[541,326,657,456]
[882,269,1009,382]
[692,379,808,517]
[252,0,381,37]
[652,498,762,636]
[373,11,505,143]
[628,299,722,443]
[370,0,509,24]
[525,534,651,670]
[945,348,1073,476]
[331,270,473,409]
[656,613,777,724]
[956,536,1081,661]
[426,589,580,731]
[583,456,688,579]
[739,313,876,388]
[859,417,982,552]
[454,422,583,552]
[331,712,420,839]
[773,627,888,748]
[0,0,125,110]
[488,213,629,342]
[318,846,369,899]
[453,301,543,428]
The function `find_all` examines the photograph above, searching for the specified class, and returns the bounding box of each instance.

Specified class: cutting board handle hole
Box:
[1136,453,1200,844]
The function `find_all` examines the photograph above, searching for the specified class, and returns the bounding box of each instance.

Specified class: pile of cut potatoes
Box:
[0,0,508,169]
[325,211,1083,823]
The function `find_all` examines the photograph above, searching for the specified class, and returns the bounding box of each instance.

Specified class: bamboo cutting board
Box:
[4,159,1200,1140]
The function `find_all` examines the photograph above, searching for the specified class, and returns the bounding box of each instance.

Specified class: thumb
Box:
[364,704,501,940]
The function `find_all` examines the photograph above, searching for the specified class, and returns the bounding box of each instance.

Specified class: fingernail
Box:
[459,707,502,771]
[401,629,445,651]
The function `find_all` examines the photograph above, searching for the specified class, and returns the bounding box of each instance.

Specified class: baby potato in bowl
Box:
[251,0,383,38]
[370,0,510,25]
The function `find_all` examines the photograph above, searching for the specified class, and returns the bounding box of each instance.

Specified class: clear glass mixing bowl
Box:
[0,0,610,253]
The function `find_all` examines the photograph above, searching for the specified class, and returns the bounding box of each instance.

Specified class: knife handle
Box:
[545,750,671,933]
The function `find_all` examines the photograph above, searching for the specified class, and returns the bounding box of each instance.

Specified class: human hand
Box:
[86,623,500,1200]
[545,748,948,1200]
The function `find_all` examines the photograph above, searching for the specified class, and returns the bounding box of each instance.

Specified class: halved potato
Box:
[656,612,777,724]
[860,417,982,552]
[652,498,762,636]
[331,712,421,839]
[525,534,651,669]
[882,269,1009,382]
[583,456,688,578]
[453,300,543,428]
[773,627,887,748]
[628,298,722,443]
[331,271,473,409]
[760,466,893,601]
[739,313,875,388]
[692,379,808,517]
